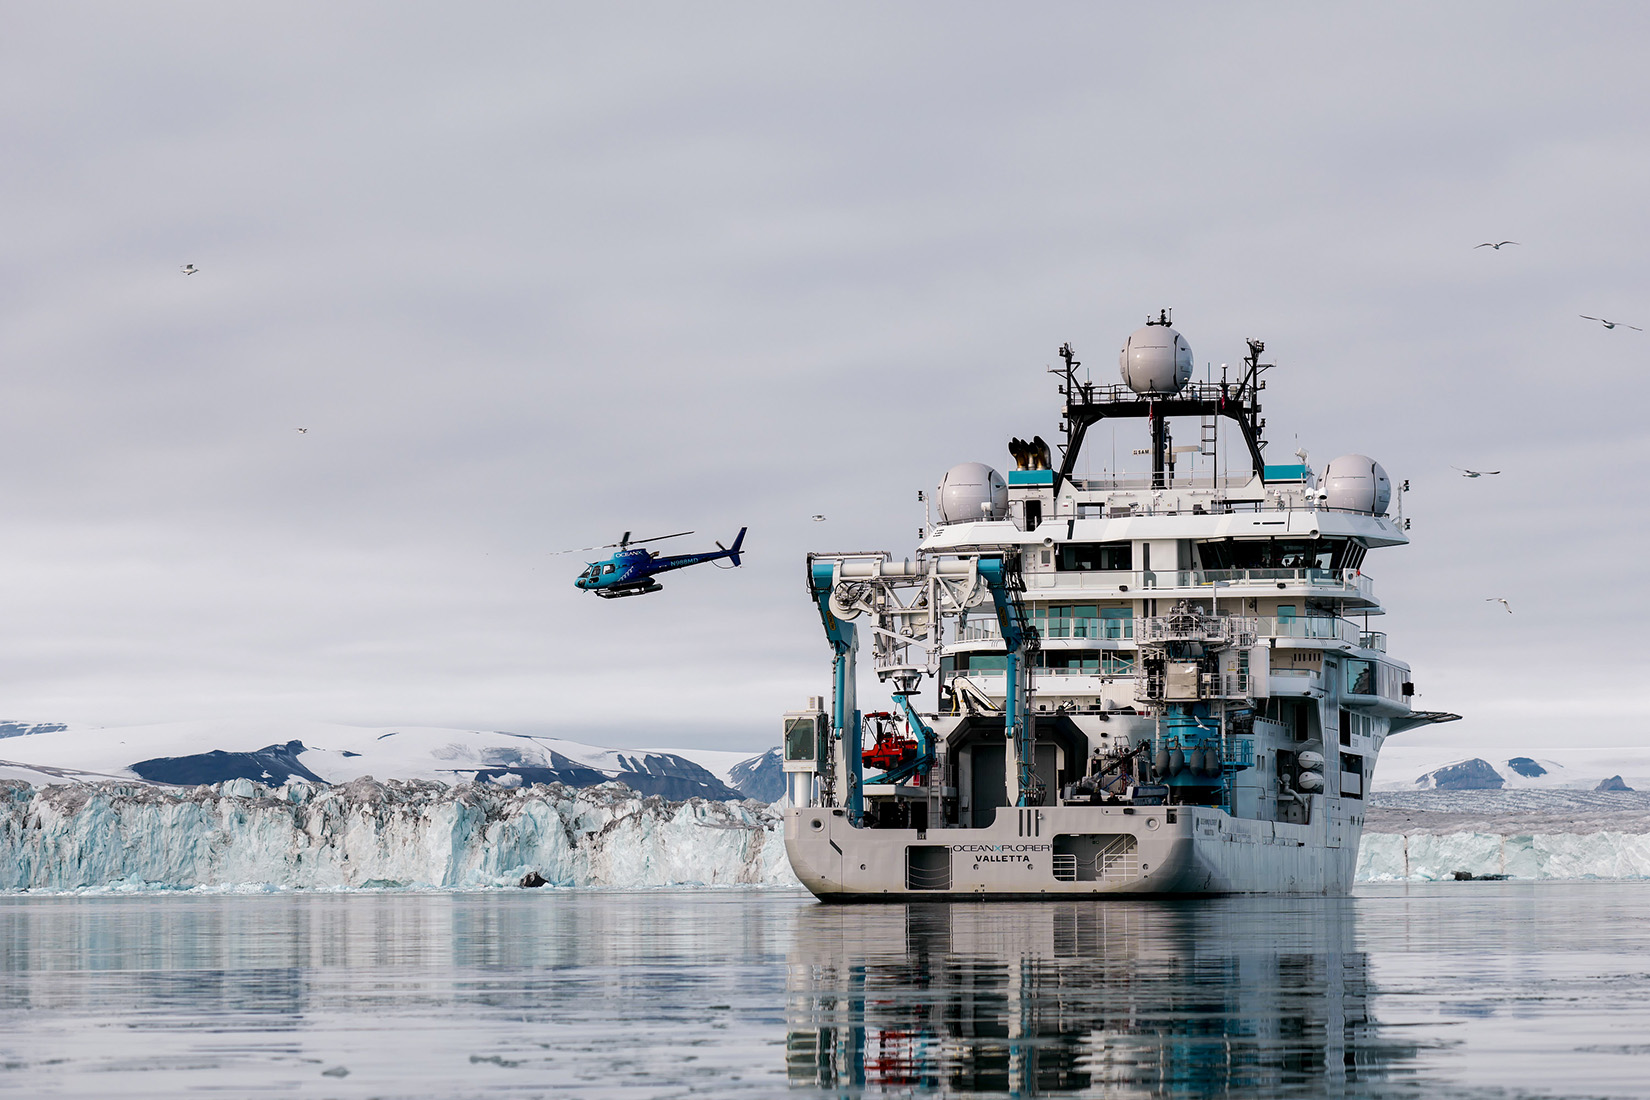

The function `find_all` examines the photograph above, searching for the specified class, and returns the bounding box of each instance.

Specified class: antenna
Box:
[1049,342,1082,460]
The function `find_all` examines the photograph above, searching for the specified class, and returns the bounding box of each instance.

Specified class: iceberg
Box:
[0,779,801,892]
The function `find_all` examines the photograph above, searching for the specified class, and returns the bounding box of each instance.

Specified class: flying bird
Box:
[294,427,308,434]
[1581,315,1642,331]
[180,264,199,275]
[1452,466,1500,478]
[1485,597,1512,613]
[1474,241,1519,250]
[811,515,827,522]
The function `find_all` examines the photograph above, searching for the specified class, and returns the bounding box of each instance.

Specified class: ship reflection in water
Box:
[785,899,1414,1097]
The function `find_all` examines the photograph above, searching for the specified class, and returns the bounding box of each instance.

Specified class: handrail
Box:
[961,613,1366,646]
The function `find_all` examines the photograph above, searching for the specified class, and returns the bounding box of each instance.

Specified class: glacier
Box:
[0,778,800,892]
[1357,831,1650,881]
[5,776,1650,892]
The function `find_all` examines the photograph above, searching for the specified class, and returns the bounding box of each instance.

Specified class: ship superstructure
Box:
[783,312,1457,898]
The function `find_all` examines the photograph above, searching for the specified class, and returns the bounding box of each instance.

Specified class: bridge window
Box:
[1198,538,1365,571]
[1345,658,1376,696]
[1056,542,1132,571]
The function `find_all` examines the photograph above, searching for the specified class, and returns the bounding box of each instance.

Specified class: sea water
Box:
[0,884,1646,1098]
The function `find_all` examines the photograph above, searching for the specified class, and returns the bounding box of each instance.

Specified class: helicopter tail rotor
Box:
[714,526,748,567]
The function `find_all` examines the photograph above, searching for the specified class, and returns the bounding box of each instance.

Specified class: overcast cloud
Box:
[1,2,1646,754]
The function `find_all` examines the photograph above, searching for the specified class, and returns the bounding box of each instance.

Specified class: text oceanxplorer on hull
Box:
[783,311,1459,898]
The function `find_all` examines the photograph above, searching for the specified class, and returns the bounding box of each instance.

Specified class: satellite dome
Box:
[936,462,1008,524]
[1119,319,1193,395]
[1323,454,1392,514]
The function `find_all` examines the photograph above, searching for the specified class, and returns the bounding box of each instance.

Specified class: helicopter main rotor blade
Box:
[548,541,620,556]
[628,530,695,545]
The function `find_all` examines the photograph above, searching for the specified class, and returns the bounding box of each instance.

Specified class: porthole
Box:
[1146,818,1160,830]
[810,818,824,831]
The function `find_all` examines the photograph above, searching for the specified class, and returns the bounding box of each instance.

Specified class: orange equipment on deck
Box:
[860,711,918,773]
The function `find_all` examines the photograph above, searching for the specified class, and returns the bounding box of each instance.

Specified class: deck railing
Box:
[960,613,1369,647]
[1024,568,1374,600]
[1051,845,1140,883]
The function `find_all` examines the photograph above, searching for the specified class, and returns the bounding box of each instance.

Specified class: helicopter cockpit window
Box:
[602,564,616,575]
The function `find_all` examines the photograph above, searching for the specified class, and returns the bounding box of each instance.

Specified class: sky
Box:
[1,3,1647,755]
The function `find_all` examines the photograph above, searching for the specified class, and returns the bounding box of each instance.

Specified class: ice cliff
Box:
[7,778,1650,892]
[0,779,800,892]
[1359,790,1650,881]
[1357,831,1650,881]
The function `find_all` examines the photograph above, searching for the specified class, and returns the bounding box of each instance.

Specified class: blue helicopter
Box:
[568,528,747,599]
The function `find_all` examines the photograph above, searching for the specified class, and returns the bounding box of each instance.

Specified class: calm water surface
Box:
[0,884,1646,1098]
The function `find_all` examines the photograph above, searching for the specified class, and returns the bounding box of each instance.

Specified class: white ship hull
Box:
[786,799,1362,899]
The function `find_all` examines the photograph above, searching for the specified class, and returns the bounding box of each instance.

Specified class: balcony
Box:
[958,620,1131,642]
[1027,568,1375,601]
[959,614,1374,649]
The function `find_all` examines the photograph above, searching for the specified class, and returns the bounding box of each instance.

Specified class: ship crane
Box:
[805,551,1046,823]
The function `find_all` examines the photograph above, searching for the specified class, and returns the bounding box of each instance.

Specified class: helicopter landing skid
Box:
[594,582,663,599]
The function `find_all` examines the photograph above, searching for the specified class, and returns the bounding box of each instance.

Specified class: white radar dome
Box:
[1323,454,1392,514]
[1119,323,1193,394]
[936,462,1008,524]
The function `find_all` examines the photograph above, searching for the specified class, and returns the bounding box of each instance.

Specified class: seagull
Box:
[1474,241,1519,250]
[294,427,308,434]
[180,264,199,275]
[1452,466,1501,478]
[810,514,826,522]
[1485,597,1512,613]
[1581,315,1642,331]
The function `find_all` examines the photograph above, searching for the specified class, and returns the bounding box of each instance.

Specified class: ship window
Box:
[784,718,818,762]
[1040,651,1102,672]
[1056,542,1132,571]
[1340,752,1364,799]
[1346,659,1376,696]
[1276,604,1297,623]
[1198,537,1357,571]
[959,654,1007,673]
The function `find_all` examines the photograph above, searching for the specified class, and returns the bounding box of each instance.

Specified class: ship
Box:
[782,311,1457,898]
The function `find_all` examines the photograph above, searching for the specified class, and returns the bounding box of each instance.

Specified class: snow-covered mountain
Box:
[1373,744,1650,792]
[0,719,780,802]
